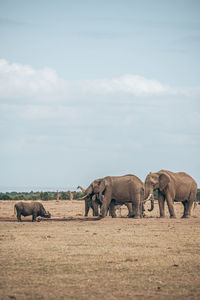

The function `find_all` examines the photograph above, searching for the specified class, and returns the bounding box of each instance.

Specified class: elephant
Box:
[77,186,99,216]
[86,174,144,218]
[83,178,137,218]
[14,201,51,222]
[144,170,197,218]
[84,194,100,217]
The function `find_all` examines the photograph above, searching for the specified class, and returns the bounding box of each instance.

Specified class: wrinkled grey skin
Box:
[14,201,51,222]
[144,170,197,218]
[86,175,144,218]
[84,178,136,218]
[84,194,134,217]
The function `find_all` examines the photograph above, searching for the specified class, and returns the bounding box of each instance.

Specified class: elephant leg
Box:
[140,201,145,218]
[85,200,90,216]
[100,190,112,218]
[182,200,187,218]
[100,202,109,217]
[109,202,116,218]
[158,192,166,218]
[17,212,21,222]
[126,203,134,218]
[92,202,99,216]
[92,206,95,216]
[166,194,176,218]
[182,190,195,218]
[132,194,141,218]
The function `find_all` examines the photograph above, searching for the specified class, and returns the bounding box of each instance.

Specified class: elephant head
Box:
[84,179,102,197]
[81,179,103,206]
[144,172,171,211]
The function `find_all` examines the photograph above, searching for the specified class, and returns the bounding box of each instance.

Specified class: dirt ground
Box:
[0,200,200,300]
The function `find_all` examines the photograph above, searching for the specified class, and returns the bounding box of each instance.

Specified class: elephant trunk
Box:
[144,185,154,212]
[148,194,154,212]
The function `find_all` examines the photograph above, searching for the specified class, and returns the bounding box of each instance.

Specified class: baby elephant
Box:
[14,201,51,222]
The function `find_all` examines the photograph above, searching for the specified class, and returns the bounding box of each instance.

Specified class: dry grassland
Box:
[0,200,200,299]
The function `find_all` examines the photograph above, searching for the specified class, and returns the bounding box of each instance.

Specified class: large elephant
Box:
[84,178,137,218]
[94,174,144,218]
[144,170,197,218]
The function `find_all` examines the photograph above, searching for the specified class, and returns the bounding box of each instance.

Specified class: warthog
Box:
[14,201,51,222]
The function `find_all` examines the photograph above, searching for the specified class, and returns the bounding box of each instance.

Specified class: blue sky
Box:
[0,0,199,191]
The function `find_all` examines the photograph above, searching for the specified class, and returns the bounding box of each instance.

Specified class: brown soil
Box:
[0,200,200,299]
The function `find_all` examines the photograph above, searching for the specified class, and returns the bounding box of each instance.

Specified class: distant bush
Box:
[13,194,25,200]
[40,192,49,201]
[0,193,11,200]
[0,189,199,202]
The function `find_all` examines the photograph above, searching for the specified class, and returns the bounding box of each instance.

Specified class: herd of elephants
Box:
[14,169,198,222]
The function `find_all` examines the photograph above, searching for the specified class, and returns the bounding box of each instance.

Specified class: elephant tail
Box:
[14,204,17,215]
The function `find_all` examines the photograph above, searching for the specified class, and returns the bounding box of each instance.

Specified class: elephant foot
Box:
[133,215,141,219]
[160,215,166,218]
[128,214,135,218]
[170,215,176,219]
[182,214,190,219]
[99,214,105,219]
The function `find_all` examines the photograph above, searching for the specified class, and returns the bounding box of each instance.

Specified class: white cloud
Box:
[0,59,65,101]
[81,75,170,96]
[0,59,187,106]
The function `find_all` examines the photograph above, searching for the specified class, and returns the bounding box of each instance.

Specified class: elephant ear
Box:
[85,183,93,195]
[159,173,170,191]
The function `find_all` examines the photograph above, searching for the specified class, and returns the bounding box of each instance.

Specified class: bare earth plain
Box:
[0,200,200,300]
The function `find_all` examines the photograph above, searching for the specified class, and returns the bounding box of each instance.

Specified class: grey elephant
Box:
[84,194,100,216]
[144,170,197,218]
[84,177,137,218]
[77,186,99,216]
[14,201,51,222]
[85,174,144,218]
[82,185,124,217]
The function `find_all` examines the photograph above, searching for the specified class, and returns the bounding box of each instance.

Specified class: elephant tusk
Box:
[144,193,153,203]
[79,194,88,200]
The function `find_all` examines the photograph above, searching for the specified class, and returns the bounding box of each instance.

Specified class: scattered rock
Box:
[173,264,179,267]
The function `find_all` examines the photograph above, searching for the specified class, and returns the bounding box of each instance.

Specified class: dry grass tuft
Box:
[0,200,200,299]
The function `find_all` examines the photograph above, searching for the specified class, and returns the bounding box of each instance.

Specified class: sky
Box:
[0,0,199,191]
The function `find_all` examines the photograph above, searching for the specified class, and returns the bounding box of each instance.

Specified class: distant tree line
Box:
[0,191,84,201]
[0,189,200,202]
